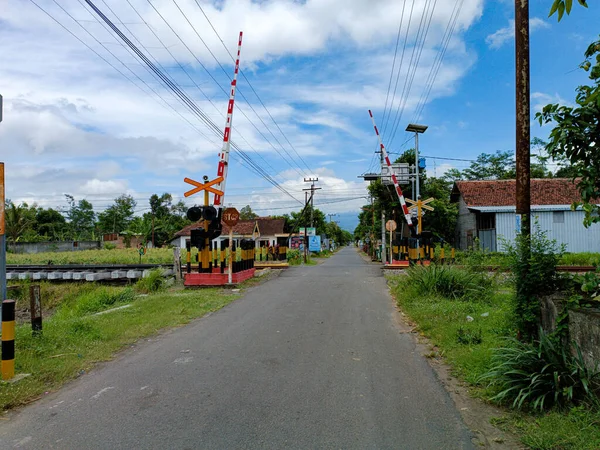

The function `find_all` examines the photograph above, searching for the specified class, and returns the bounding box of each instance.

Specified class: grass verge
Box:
[0,283,236,411]
[388,268,600,449]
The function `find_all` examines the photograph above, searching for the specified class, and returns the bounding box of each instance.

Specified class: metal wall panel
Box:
[496,211,600,253]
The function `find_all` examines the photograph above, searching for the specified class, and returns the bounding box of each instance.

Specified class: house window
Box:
[477,213,496,230]
[553,211,565,224]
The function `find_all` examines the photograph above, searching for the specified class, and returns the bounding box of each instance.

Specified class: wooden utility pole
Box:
[515,0,531,239]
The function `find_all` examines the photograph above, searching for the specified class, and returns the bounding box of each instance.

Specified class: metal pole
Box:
[228,228,233,284]
[389,227,393,265]
[381,211,386,264]
[515,0,531,239]
[0,162,5,305]
[415,133,420,199]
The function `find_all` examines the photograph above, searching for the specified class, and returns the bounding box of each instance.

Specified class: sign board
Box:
[299,227,316,236]
[222,207,240,227]
[385,220,397,232]
[290,236,304,249]
[308,235,321,252]
[381,163,410,185]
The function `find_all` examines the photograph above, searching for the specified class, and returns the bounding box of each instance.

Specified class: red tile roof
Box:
[174,217,285,238]
[451,179,592,207]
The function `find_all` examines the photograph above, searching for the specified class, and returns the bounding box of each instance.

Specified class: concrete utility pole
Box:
[302,178,320,262]
[515,0,531,239]
[1,94,5,306]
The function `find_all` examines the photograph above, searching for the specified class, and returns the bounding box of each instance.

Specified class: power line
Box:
[169,0,310,176]
[80,0,302,204]
[193,0,313,174]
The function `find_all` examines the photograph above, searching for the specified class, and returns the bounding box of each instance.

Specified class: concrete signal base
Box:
[184,268,256,286]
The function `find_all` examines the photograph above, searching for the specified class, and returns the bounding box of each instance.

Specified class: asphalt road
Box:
[0,247,473,449]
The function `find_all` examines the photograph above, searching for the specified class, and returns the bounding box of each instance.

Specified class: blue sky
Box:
[0,0,598,232]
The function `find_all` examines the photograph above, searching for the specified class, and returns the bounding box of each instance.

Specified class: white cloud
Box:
[486,18,550,49]
[0,0,485,215]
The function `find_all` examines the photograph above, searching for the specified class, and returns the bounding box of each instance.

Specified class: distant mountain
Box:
[334,212,359,233]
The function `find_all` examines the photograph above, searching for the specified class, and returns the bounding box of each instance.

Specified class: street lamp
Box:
[405,123,428,201]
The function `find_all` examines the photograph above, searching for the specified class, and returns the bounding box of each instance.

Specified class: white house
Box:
[450,179,600,253]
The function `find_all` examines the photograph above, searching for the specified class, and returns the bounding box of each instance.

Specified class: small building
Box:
[450,179,600,252]
[172,217,287,249]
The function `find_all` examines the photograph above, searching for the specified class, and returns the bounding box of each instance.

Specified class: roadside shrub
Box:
[103,243,117,250]
[501,223,565,340]
[456,326,483,345]
[406,265,493,300]
[135,269,165,293]
[481,330,600,411]
[287,249,302,265]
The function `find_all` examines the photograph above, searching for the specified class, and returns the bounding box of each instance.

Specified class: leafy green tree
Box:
[4,200,36,244]
[462,151,516,180]
[536,36,600,227]
[239,205,258,220]
[549,0,587,21]
[34,208,67,241]
[288,205,327,236]
[97,194,137,234]
[64,194,96,240]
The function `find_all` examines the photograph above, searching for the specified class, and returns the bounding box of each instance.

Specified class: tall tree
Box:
[239,205,258,220]
[4,200,36,244]
[64,194,96,240]
[97,194,137,234]
[34,207,67,241]
[536,36,600,226]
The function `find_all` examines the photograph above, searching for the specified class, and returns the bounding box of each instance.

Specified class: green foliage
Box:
[64,194,96,240]
[481,330,600,411]
[4,200,36,244]
[103,242,117,250]
[536,36,600,227]
[57,287,136,317]
[96,194,137,234]
[286,249,303,265]
[549,0,588,21]
[502,224,564,340]
[456,326,483,345]
[135,269,166,294]
[239,205,258,220]
[406,264,493,300]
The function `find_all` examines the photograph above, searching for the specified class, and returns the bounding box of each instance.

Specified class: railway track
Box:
[6,264,174,282]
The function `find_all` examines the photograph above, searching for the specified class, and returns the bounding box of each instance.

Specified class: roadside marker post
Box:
[2,299,15,380]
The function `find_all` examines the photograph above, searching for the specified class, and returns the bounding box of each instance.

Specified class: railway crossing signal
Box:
[183,176,224,198]
[406,197,434,235]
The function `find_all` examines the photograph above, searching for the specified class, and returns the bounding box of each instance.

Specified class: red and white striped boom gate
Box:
[213,31,243,208]
[368,110,413,228]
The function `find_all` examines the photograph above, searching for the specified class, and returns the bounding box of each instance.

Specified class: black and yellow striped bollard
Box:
[2,299,16,381]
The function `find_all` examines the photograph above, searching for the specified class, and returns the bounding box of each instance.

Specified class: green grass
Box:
[493,407,600,450]
[389,266,600,447]
[0,283,235,410]
[389,273,511,385]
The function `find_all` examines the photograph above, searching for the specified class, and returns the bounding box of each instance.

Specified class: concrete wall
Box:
[455,196,476,250]
[496,210,600,253]
[8,241,101,254]
[541,296,600,371]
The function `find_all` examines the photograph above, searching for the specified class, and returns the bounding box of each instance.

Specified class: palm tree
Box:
[5,201,35,244]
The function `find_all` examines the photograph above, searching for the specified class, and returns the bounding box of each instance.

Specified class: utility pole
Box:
[0,95,5,306]
[327,213,338,223]
[515,0,532,338]
[515,0,531,239]
[303,177,320,259]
